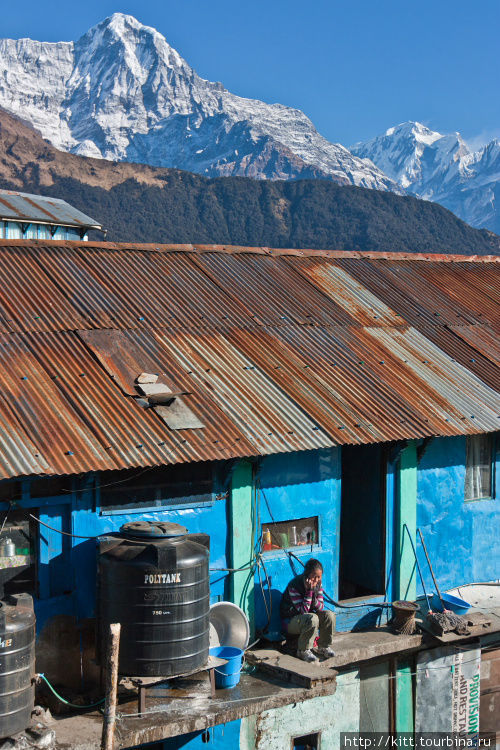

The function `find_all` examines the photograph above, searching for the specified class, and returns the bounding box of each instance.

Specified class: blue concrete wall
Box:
[5,430,497,672]
[0,463,232,635]
[129,720,242,749]
[255,448,341,635]
[417,434,500,596]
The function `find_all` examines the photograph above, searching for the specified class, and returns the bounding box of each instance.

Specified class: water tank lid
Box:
[119,521,188,539]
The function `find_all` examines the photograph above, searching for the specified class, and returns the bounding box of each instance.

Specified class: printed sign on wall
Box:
[451,648,481,741]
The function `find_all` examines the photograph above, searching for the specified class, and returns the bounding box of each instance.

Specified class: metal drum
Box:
[0,594,35,738]
[98,521,210,677]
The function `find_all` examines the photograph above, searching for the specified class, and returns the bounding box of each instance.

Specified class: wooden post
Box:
[101,623,121,750]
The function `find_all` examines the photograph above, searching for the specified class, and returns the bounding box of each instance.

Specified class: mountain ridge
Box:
[352,121,500,234]
[0,107,497,255]
[0,13,398,191]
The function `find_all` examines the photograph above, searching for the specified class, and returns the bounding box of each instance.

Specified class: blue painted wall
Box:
[255,448,341,635]
[0,463,231,636]
[4,430,497,679]
[125,720,242,749]
[416,434,500,596]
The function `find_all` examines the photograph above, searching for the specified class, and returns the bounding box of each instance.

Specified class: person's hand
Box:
[305,577,315,591]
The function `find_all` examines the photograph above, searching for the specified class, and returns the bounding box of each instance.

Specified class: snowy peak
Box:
[385,121,442,145]
[0,14,398,190]
[353,121,500,234]
[351,120,470,189]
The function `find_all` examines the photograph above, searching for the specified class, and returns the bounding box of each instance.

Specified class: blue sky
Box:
[2,0,499,147]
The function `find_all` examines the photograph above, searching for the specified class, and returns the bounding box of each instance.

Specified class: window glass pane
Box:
[262,516,318,552]
[465,434,493,501]
[6,222,22,239]
[99,463,213,512]
[24,224,38,239]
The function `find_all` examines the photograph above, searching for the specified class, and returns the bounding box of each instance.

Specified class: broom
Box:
[416,529,469,635]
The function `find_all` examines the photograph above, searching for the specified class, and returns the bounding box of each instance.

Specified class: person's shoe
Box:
[316,646,336,659]
[297,649,319,663]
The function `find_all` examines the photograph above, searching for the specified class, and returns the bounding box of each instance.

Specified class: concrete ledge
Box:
[327,626,424,668]
[53,672,338,750]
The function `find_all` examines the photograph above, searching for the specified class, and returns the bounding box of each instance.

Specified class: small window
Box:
[99,463,214,514]
[292,733,320,750]
[465,434,494,501]
[262,516,319,553]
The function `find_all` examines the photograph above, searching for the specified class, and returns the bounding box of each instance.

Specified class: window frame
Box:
[261,515,321,557]
[96,464,216,515]
[464,433,496,502]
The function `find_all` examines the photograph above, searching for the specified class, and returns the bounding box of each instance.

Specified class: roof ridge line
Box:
[0,238,497,262]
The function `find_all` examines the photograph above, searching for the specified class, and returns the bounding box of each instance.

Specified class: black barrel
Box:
[0,593,35,738]
[98,521,210,677]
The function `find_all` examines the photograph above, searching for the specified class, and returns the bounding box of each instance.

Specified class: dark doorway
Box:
[339,443,386,600]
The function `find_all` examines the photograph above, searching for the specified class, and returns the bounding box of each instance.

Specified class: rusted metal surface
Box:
[190,253,358,327]
[2,239,499,262]
[449,325,500,366]
[479,646,500,736]
[282,256,406,327]
[0,240,496,478]
[0,190,101,228]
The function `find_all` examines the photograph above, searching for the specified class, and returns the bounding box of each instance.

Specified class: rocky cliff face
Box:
[0,13,397,190]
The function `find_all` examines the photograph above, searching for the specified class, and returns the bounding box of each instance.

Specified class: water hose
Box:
[38,674,105,710]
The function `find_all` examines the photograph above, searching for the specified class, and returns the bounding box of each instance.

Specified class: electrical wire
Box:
[29,514,101,540]
[57,466,157,496]
[38,674,104,709]
[28,514,167,546]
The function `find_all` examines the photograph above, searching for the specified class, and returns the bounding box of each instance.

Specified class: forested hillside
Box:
[0,109,497,254]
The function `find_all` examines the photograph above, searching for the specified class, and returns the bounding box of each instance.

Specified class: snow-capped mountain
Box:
[352,122,500,233]
[0,13,398,190]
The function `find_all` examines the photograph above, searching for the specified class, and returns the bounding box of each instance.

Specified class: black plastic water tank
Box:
[98,521,210,677]
[0,593,35,738]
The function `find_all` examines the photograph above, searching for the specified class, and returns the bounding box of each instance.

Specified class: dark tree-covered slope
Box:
[0,108,497,254]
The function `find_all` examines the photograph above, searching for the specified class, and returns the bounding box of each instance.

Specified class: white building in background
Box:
[0,189,102,240]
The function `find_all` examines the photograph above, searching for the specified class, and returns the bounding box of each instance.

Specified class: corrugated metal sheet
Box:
[0,241,496,479]
[0,190,101,229]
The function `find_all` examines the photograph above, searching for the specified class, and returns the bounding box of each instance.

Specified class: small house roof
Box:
[0,190,102,230]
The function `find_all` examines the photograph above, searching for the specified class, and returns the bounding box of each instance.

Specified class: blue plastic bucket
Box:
[432,592,471,614]
[209,646,244,689]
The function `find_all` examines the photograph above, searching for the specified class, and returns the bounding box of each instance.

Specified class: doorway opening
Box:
[339,443,386,600]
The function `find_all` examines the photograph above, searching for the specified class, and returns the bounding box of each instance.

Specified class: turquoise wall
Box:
[417,434,500,594]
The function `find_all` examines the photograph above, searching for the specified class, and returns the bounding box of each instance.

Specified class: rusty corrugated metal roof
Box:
[0,191,101,229]
[0,240,497,479]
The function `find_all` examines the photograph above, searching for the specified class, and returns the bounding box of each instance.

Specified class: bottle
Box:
[262,529,272,551]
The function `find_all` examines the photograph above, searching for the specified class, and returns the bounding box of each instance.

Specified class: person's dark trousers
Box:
[286,610,335,651]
